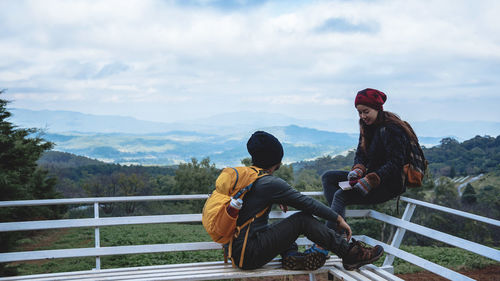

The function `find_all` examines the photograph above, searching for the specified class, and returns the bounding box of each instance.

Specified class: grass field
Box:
[6,223,498,276]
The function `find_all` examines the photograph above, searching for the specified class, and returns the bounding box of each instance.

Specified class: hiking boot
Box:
[342,239,384,270]
[340,233,348,241]
[282,252,327,271]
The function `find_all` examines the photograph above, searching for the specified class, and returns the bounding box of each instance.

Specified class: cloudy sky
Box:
[1,0,499,126]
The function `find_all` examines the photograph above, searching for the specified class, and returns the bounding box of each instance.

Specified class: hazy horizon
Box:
[8,107,500,141]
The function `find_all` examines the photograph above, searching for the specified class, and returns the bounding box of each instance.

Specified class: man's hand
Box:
[337,216,352,241]
[279,204,288,213]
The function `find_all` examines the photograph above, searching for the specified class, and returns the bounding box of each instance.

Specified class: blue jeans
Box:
[322,170,396,230]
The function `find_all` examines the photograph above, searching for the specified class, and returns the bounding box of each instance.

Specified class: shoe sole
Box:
[282,252,327,271]
[343,247,384,271]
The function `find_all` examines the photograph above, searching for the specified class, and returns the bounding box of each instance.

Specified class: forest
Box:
[1,91,499,276]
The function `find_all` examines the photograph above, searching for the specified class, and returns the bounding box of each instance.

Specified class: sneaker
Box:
[342,239,384,270]
[304,244,330,258]
[282,252,327,271]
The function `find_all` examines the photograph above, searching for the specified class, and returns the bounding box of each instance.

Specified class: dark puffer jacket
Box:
[354,122,408,196]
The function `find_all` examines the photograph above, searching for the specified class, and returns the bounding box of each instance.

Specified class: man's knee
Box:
[288,211,319,229]
[289,211,313,220]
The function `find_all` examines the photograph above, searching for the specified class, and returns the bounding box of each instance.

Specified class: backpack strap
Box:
[230,167,240,194]
[226,171,270,268]
[380,126,405,212]
[227,206,270,268]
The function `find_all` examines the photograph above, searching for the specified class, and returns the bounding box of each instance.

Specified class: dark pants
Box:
[235,212,350,270]
[322,170,396,230]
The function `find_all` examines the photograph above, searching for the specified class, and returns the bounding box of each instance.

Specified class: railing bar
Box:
[368,210,500,262]
[2,194,496,226]
[0,238,323,263]
[0,215,202,232]
[400,196,500,227]
[0,195,209,207]
[0,210,369,232]
[0,261,232,280]
[383,203,416,267]
[94,202,101,270]
[362,264,404,281]
[329,265,358,281]
[357,235,475,281]
[0,243,221,263]
[356,267,389,281]
[0,193,326,208]
[331,263,371,280]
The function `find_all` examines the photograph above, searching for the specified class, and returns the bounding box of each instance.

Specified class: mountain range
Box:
[9,108,497,166]
[40,126,360,166]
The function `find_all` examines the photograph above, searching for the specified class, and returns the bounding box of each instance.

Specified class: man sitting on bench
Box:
[230,131,384,271]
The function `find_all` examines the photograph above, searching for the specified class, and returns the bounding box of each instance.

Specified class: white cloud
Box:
[246,94,348,106]
[1,0,499,123]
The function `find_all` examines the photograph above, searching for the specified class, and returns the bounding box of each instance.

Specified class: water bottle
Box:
[226,198,243,218]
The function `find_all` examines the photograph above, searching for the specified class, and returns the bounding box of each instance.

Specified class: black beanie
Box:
[247,131,284,169]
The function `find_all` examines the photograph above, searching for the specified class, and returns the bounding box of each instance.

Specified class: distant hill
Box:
[412,120,500,140]
[38,151,106,168]
[35,125,359,166]
[294,135,500,178]
[11,108,500,166]
[10,108,173,134]
[424,136,500,176]
[37,151,177,198]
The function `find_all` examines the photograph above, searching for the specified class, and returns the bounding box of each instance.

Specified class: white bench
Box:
[0,208,400,281]
[0,255,402,281]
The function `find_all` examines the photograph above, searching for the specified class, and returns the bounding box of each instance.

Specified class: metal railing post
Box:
[94,202,101,270]
[381,202,416,271]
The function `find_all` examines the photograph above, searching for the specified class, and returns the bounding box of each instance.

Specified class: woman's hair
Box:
[359,111,418,152]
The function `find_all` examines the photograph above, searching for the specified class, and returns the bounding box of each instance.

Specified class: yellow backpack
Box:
[202,166,269,267]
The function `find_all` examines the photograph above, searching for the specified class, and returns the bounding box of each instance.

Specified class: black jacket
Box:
[354,122,408,195]
[231,175,339,254]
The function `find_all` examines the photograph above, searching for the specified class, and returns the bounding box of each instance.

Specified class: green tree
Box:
[274,163,294,183]
[118,173,148,214]
[294,169,322,191]
[82,172,123,214]
[0,92,57,204]
[242,157,293,183]
[151,174,176,195]
[0,90,61,275]
[173,157,219,195]
[432,177,459,208]
[476,185,500,220]
[449,166,456,178]
[241,157,252,167]
[461,183,477,205]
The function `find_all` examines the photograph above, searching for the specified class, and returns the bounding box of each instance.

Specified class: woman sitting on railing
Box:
[321,88,418,237]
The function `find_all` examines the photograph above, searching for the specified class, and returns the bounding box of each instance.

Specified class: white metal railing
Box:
[1,193,499,281]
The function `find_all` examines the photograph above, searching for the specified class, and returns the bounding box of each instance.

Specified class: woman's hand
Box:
[337,216,352,241]
[348,168,364,181]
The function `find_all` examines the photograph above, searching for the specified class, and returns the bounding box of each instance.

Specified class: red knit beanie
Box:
[355,88,387,111]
